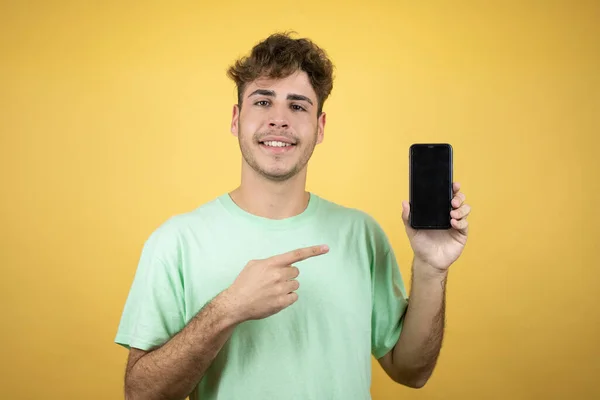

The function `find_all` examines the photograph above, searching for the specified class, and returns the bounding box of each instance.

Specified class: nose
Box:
[267,106,289,129]
[269,118,289,129]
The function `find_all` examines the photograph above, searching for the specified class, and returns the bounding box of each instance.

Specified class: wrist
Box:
[217,287,247,326]
[413,257,449,281]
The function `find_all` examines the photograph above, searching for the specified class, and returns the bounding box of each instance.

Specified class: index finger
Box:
[453,182,461,194]
[269,245,330,266]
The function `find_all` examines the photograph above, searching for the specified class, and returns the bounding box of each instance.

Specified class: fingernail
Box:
[322,245,329,251]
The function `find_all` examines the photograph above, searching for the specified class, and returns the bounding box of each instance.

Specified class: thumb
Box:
[401,200,410,226]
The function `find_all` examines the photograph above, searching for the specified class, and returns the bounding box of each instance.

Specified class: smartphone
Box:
[409,143,453,229]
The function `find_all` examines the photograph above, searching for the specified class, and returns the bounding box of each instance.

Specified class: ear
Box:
[316,111,326,144]
[230,104,240,137]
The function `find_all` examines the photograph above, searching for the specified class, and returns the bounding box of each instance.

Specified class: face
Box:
[230,70,326,182]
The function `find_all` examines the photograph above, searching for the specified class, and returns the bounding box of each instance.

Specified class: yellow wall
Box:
[1,1,598,399]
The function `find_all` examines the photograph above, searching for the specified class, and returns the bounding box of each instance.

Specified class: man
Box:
[115,32,471,400]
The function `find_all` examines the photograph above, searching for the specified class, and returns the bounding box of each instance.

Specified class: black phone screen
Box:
[409,144,453,229]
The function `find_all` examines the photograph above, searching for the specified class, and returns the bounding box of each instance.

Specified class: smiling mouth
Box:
[259,140,296,148]
[258,140,297,154]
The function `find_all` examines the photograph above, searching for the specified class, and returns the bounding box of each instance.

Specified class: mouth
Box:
[258,140,297,154]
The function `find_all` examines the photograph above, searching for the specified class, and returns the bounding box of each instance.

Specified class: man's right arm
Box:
[122,244,329,400]
[124,290,240,400]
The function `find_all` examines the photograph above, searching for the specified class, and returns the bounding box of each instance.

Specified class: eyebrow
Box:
[248,89,314,106]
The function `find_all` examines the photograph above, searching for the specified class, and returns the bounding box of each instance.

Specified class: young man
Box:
[115,32,471,400]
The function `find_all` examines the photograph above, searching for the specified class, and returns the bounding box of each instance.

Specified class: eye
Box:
[291,104,306,112]
[255,100,270,107]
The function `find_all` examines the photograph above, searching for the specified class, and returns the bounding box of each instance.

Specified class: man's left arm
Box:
[378,182,470,388]
[377,257,448,388]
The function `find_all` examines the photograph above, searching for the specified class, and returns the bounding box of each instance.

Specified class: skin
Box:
[377,183,470,388]
[228,69,472,388]
[123,245,329,400]
[122,68,472,398]
[228,70,326,220]
[228,70,472,388]
[122,71,330,400]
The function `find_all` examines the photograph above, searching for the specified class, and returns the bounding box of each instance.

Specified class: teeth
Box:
[263,141,292,147]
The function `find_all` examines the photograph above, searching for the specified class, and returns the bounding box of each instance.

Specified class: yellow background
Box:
[1,1,599,399]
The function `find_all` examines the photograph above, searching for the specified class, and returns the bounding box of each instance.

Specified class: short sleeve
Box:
[371,240,409,359]
[114,222,186,351]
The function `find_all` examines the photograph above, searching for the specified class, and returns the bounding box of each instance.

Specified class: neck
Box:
[229,164,310,220]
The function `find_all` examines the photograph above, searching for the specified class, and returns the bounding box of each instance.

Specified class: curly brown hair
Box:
[226,31,335,115]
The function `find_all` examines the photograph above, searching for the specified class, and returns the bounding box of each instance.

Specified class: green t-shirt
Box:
[115,192,409,399]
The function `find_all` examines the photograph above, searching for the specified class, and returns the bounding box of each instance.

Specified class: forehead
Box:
[244,70,317,101]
